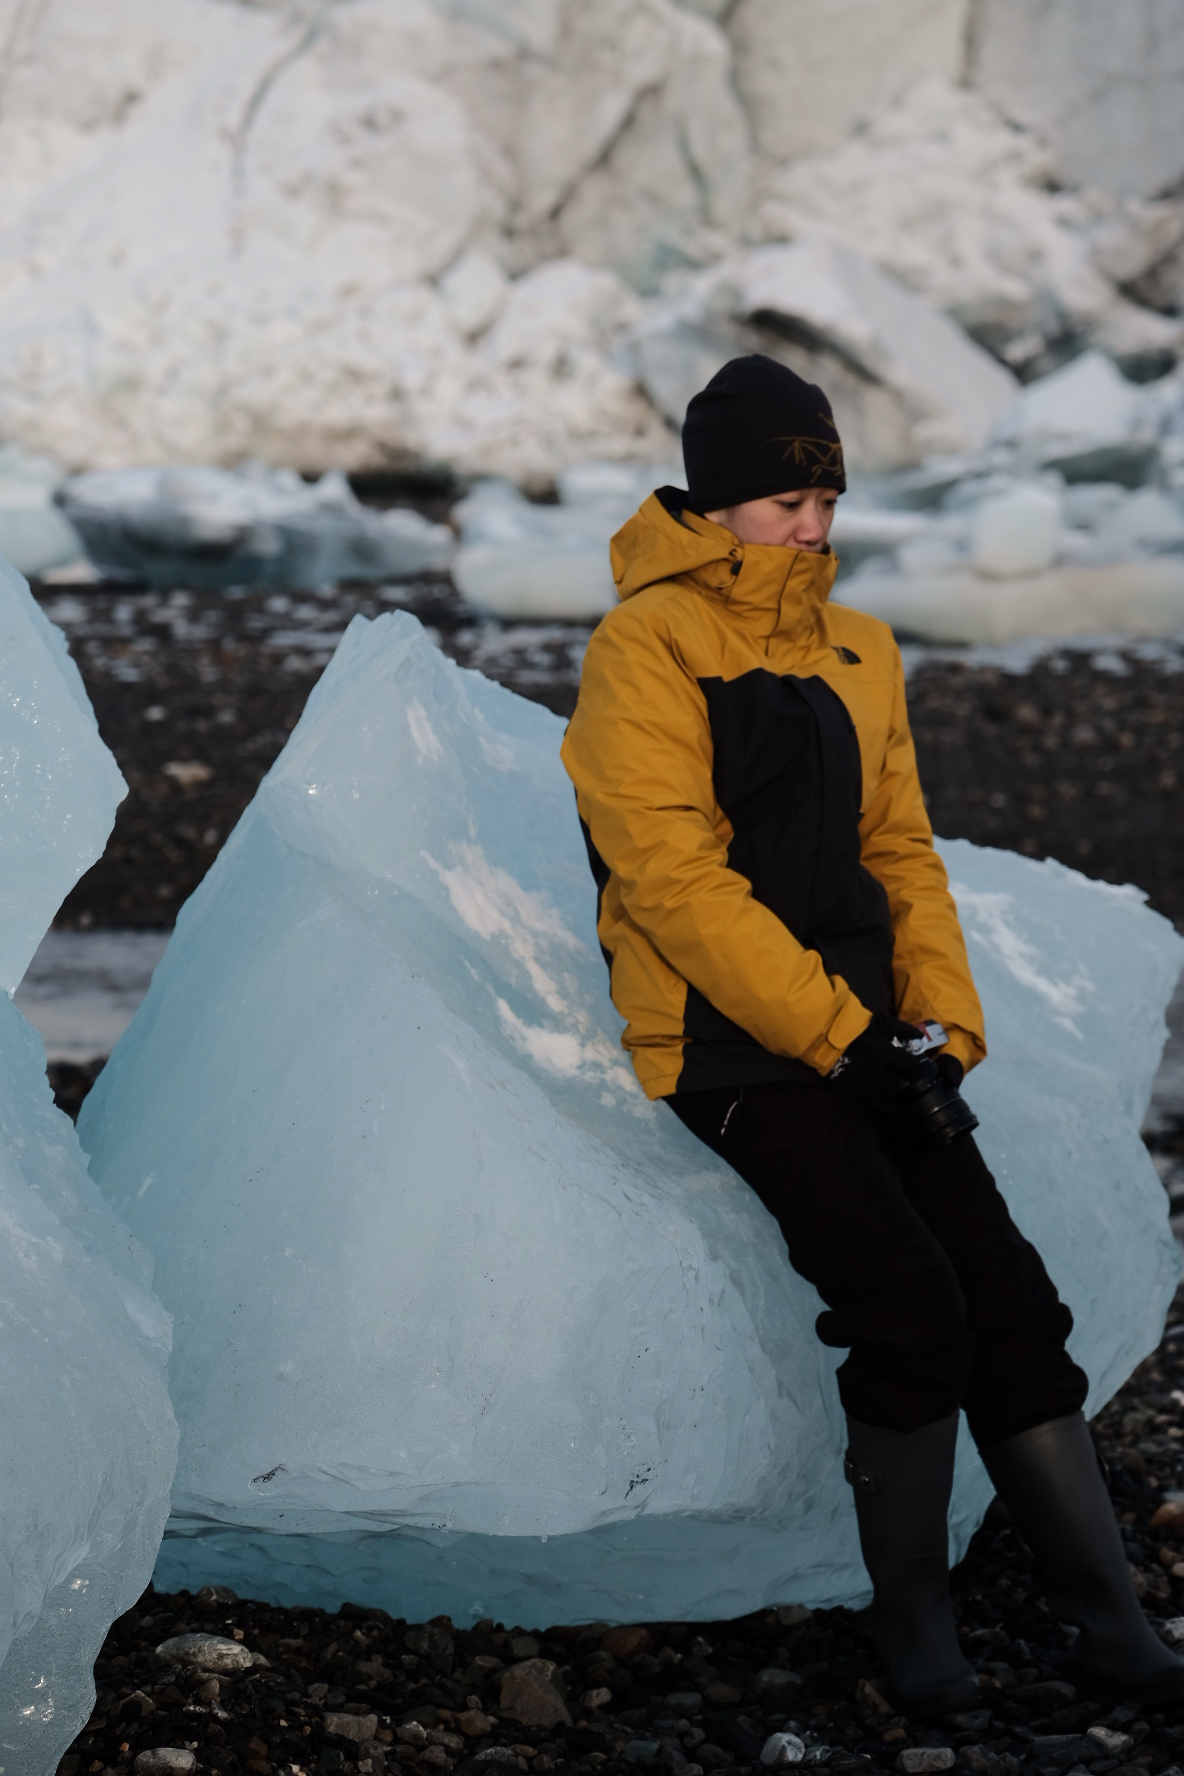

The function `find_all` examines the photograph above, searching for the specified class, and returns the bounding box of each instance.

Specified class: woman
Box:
[561,355,1183,1714]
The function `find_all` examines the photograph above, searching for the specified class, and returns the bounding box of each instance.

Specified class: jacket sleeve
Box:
[560,607,873,1077]
[858,646,986,1075]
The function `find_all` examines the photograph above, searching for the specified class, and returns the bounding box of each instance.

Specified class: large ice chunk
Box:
[77,614,1180,1624]
[58,465,455,592]
[837,556,1184,645]
[0,557,177,1775]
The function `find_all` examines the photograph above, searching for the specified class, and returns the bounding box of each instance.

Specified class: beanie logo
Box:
[768,436,846,485]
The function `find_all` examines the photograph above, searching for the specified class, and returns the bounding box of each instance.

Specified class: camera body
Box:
[894,1021,979,1148]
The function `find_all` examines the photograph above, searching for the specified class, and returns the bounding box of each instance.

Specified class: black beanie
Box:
[682,354,846,512]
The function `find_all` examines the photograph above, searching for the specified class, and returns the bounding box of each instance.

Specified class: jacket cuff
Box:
[799,994,873,1078]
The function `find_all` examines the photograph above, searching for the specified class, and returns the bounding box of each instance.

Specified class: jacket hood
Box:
[610,487,839,645]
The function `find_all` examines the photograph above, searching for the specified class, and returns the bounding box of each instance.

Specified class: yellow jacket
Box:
[560,490,985,1102]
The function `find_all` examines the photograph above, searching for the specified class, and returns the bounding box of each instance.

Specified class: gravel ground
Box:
[34,582,1184,933]
[57,1292,1184,1776]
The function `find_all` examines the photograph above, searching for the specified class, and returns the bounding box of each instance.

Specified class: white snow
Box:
[76,614,1180,1624]
[58,464,455,591]
[0,556,176,1775]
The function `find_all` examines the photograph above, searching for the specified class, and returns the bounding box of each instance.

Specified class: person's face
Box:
[705,487,839,551]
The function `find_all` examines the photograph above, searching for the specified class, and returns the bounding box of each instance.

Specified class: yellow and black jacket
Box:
[560,488,986,1102]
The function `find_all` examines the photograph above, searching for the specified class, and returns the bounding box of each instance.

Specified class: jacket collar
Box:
[610,488,838,649]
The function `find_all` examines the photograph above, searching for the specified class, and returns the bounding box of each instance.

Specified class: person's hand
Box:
[828,1014,927,1121]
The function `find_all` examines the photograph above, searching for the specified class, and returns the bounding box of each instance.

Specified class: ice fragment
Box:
[59,465,454,591]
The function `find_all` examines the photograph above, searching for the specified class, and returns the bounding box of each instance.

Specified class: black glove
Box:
[829,1013,927,1122]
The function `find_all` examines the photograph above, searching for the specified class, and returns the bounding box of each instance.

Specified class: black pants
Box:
[667,1080,1087,1449]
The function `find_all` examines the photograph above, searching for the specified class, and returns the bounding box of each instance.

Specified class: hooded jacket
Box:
[560,490,985,1102]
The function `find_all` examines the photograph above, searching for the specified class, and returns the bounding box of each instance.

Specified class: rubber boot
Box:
[981,1412,1184,1705]
[845,1413,981,1716]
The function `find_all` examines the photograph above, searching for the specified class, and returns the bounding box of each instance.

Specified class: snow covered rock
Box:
[630,237,1017,468]
[0,557,177,1775]
[0,447,83,582]
[78,614,1179,1624]
[972,0,1184,200]
[58,465,455,591]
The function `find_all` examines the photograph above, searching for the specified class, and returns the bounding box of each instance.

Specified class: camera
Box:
[895,1021,979,1148]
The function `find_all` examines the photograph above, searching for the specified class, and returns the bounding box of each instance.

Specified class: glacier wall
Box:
[0,0,1179,478]
[0,558,178,1776]
[77,613,1182,1626]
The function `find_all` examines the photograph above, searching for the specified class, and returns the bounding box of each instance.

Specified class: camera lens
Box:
[898,1062,979,1147]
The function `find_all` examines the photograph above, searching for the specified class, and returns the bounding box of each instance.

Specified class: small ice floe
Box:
[57,463,455,591]
[452,461,678,621]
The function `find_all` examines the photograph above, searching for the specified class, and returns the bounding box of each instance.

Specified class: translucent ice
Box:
[77,613,1180,1625]
[0,556,176,1775]
[58,464,455,592]
[0,557,128,992]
